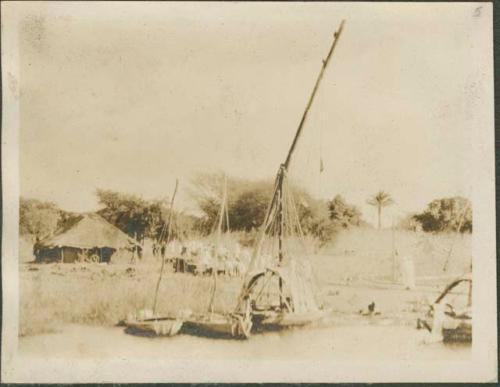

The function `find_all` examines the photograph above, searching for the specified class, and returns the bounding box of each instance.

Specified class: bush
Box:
[413,197,472,233]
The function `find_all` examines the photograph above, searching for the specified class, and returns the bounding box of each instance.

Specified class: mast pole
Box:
[237,21,345,312]
[278,176,284,306]
[276,20,344,309]
[283,20,345,170]
[209,174,228,314]
[152,179,179,315]
[216,174,227,247]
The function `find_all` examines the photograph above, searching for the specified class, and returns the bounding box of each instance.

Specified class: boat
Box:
[243,268,330,331]
[417,273,472,343]
[232,20,346,334]
[124,310,184,337]
[123,180,185,337]
[183,311,252,339]
[187,175,253,339]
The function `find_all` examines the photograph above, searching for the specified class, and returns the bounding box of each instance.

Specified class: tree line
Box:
[19,175,472,244]
[189,173,365,243]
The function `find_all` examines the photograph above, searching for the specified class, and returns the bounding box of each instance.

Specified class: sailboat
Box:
[183,175,253,339]
[233,20,346,333]
[123,180,185,337]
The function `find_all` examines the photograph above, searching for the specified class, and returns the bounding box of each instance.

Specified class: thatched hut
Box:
[35,213,139,263]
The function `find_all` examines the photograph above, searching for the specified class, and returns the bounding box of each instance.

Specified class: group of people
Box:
[152,239,251,277]
[184,241,251,277]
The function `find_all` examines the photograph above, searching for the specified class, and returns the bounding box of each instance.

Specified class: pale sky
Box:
[14,2,492,226]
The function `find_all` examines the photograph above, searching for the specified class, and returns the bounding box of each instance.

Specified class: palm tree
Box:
[367,191,394,229]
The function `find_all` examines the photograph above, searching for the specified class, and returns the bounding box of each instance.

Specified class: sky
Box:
[14,2,492,227]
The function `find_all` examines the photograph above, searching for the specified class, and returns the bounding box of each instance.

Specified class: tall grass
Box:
[19,263,242,337]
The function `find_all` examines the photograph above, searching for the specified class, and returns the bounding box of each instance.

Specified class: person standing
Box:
[400,252,416,290]
[33,236,41,262]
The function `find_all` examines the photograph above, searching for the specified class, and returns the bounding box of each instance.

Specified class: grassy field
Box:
[19,263,242,336]
[19,228,472,337]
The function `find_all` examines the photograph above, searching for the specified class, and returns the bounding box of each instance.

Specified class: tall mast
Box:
[216,174,228,246]
[261,20,346,230]
[209,174,228,314]
[277,20,345,307]
[236,21,346,312]
[283,20,345,170]
[152,179,179,315]
[277,19,345,235]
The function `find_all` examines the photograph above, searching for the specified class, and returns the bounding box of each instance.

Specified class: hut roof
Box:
[40,213,139,250]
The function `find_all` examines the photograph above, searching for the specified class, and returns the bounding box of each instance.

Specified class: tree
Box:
[328,195,363,228]
[367,191,394,229]
[95,189,170,243]
[19,197,77,241]
[413,197,472,233]
[229,181,273,231]
[20,198,62,240]
[397,212,420,231]
[298,197,337,243]
[189,173,272,234]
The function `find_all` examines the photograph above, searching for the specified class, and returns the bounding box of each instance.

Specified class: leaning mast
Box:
[264,20,345,230]
[236,20,346,314]
[284,20,345,170]
[271,20,345,306]
[275,20,345,257]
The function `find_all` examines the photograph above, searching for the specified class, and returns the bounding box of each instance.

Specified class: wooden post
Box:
[61,247,64,263]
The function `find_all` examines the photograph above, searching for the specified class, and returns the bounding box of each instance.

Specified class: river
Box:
[19,318,470,361]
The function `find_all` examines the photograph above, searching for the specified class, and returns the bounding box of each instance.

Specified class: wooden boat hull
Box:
[416,275,472,344]
[124,317,183,337]
[252,309,328,331]
[184,313,252,339]
[442,323,472,343]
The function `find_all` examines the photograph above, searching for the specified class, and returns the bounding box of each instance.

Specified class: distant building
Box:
[35,213,139,263]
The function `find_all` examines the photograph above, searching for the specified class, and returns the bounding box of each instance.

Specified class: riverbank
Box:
[19,228,471,337]
[19,321,471,361]
[19,259,452,337]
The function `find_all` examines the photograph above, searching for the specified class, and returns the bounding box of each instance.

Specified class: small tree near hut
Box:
[367,191,394,229]
[20,197,76,241]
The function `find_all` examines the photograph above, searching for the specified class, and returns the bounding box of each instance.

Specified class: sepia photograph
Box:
[1,1,497,383]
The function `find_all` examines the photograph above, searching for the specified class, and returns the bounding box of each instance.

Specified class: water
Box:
[19,320,470,361]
